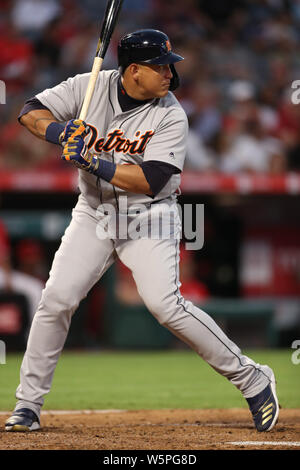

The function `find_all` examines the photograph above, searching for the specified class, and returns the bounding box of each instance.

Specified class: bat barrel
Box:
[97,0,123,59]
[79,0,123,121]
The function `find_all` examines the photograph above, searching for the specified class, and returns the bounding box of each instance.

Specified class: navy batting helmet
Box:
[118,29,184,91]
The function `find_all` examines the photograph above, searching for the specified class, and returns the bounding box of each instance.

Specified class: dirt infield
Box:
[0,409,299,450]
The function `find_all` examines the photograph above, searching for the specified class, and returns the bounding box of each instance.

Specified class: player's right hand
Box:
[62,132,99,173]
[59,119,90,145]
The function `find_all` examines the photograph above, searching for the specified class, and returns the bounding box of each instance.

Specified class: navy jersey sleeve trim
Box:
[140,160,181,197]
[18,97,50,123]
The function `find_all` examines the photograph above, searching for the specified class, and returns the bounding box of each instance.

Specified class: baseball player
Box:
[5,29,279,433]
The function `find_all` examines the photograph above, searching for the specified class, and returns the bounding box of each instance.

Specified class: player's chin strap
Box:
[62,119,116,183]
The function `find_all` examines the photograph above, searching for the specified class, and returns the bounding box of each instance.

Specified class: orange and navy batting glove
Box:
[62,136,100,173]
[46,119,90,146]
[60,119,90,145]
[62,119,117,182]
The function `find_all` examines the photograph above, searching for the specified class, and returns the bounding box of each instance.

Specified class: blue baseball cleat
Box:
[246,373,279,432]
[5,408,40,432]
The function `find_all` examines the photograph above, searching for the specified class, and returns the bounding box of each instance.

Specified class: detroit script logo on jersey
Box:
[86,125,154,155]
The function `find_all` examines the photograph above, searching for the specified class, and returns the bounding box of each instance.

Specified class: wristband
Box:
[45,122,65,145]
[93,159,116,182]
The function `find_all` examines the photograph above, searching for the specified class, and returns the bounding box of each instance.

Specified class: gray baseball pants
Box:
[15,194,273,418]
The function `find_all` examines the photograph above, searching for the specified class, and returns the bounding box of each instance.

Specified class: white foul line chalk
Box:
[0,409,126,416]
[229,441,300,447]
[41,410,127,415]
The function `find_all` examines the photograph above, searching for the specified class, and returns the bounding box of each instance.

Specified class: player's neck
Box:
[121,76,154,101]
[118,78,150,112]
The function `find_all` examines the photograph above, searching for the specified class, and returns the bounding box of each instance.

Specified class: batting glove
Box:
[62,135,99,173]
[60,119,90,145]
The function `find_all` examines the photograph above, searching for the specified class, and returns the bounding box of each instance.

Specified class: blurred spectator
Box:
[222,80,260,143]
[74,0,106,21]
[11,0,62,40]
[60,20,109,76]
[259,9,298,50]
[198,0,244,25]
[275,87,300,170]
[205,27,257,85]
[179,244,210,304]
[189,82,222,145]
[256,85,280,135]
[15,239,48,282]
[152,0,210,38]
[0,20,34,94]
[1,0,300,174]
[217,79,287,173]
[183,81,221,171]
[117,0,152,32]
[0,221,44,326]
[0,116,62,170]
[35,20,61,69]
[185,128,217,172]
[219,110,286,174]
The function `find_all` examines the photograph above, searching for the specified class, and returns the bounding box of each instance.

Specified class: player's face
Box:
[135,63,173,99]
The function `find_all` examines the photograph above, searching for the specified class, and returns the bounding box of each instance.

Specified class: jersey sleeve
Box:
[140,161,181,196]
[18,97,50,123]
[143,107,188,171]
[35,74,88,122]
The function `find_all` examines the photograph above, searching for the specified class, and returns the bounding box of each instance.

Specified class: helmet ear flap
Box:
[169,64,180,91]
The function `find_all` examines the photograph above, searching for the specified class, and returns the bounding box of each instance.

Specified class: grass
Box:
[0,349,299,411]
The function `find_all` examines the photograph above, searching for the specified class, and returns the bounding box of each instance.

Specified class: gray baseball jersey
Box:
[36,70,188,209]
[13,69,275,422]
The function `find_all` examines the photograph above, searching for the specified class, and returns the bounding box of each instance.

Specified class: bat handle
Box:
[79,56,103,121]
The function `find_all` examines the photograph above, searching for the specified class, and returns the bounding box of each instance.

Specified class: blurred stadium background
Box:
[1,0,300,353]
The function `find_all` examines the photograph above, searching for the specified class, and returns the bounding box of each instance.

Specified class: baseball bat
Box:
[79,0,124,121]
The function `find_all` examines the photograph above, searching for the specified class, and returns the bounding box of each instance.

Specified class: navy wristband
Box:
[94,159,116,182]
[45,122,65,145]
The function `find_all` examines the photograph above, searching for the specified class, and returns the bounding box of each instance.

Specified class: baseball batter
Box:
[5,30,279,433]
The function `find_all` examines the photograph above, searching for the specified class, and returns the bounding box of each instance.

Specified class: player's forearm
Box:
[61,120,153,194]
[20,109,58,140]
[111,164,153,194]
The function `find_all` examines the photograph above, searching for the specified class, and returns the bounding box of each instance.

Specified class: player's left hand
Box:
[60,119,90,145]
[62,134,99,172]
